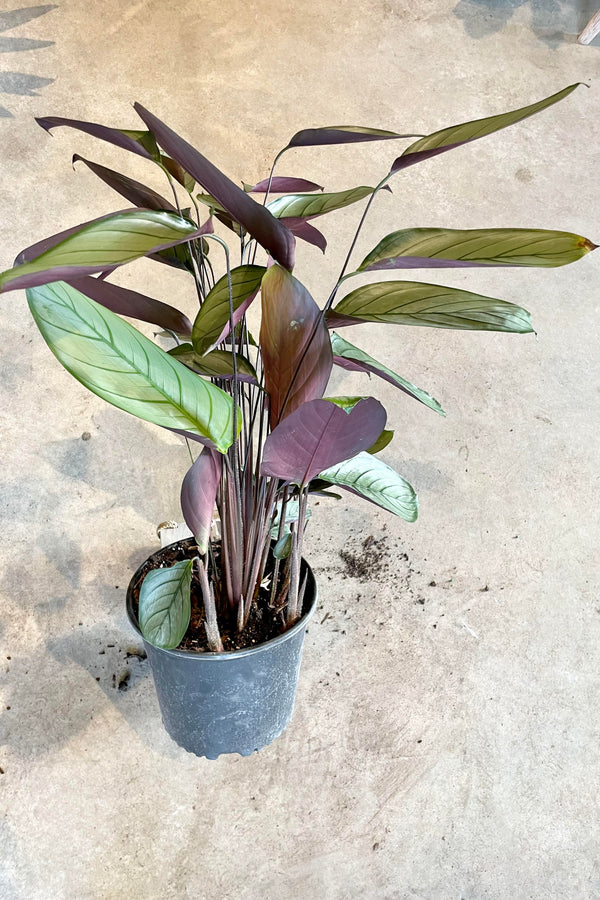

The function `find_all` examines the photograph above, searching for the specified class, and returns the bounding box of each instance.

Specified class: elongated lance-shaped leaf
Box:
[180,449,222,554]
[134,103,296,270]
[262,397,386,486]
[390,84,581,174]
[36,116,159,159]
[244,176,324,193]
[139,558,193,649]
[14,209,138,266]
[357,227,598,272]
[1,210,213,293]
[280,218,327,253]
[268,186,375,220]
[318,452,417,522]
[169,344,257,382]
[72,154,178,212]
[330,331,445,415]
[26,281,238,452]
[332,281,533,333]
[287,125,422,148]
[68,275,193,336]
[12,209,202,276]
[192,265,265,356]
[260,264,333,427]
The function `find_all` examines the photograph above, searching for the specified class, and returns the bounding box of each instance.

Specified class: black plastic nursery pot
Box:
[126,539,317,759]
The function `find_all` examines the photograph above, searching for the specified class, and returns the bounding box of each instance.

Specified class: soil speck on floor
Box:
[339,535,392,581]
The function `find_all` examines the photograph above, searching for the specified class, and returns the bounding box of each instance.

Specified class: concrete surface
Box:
[1,2,599,898]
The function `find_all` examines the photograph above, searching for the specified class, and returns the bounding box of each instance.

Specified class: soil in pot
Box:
[129,539,302,652]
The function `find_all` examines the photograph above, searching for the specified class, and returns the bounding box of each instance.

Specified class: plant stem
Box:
[286,486,308,625]
[196,557,223,652]
[269,485,289,607]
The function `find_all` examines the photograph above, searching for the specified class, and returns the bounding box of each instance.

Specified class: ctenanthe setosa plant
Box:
[0,84,596,650]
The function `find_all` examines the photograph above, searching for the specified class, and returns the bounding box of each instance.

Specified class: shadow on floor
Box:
[454,0,600,48]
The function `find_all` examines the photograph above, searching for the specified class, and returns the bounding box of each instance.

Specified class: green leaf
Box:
[357,227,597,271]
[333,281,532,333]
[267,186,375,220]
[391,84,582,173]
[139,558,193,649]
[192,265,265,356]
[161,154,196,192]
[168,344,257,381]
[318,452,418,522]
[273,532,293,559]
[330,331,445,415]
[323,395,365,411]
[367,429,394,454]
[120,129,161,159]
[26,281,238,452]
[0,210,202,292]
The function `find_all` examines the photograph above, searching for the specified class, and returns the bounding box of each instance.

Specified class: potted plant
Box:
[0,84,595,758]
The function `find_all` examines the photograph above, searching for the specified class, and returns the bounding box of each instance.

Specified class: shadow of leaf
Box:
[0,5,58,33]
[0,36,54,51]
[0,72,54,96]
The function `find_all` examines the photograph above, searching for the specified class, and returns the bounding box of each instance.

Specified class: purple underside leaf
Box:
[164,428,214,449]
[247,176,324,193]
[180,447,223,554]
[72,154,177,212]
[390,83,581,174]
[36,116,156,158]
[67,275,193,336]
[133,102,296,270]
[260,264,333,428]
[280,217,327,253]
[261,397,386,486]
[286,126,422,148]
[326,310,365,329]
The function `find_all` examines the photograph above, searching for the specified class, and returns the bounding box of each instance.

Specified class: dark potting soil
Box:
[130,540,298,653]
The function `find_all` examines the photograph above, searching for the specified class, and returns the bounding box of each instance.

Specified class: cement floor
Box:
[1,2,599,898]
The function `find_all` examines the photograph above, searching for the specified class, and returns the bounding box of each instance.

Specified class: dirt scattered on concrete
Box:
[339,534,411,583]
